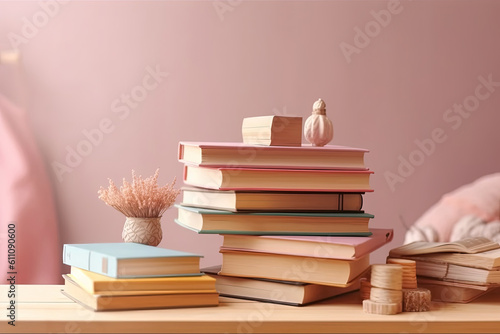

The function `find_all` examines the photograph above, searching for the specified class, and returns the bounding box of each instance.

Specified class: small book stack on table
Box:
[61,242,219,311]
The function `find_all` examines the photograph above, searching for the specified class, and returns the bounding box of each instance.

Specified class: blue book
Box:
[63,243,203,278]
[175,204,373,236]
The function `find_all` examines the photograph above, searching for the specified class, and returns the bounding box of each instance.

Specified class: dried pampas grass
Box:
[98,169,180,218]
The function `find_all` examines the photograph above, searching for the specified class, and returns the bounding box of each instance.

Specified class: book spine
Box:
[63,245,92,271]
[178,143,184,161]
[183,165,188,183]
[342,193,364,211]
[62,245,119,278]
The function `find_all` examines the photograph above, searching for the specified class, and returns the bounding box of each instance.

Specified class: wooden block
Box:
[360,277,371,300]
[402,280,418,289]
[242,116,303,146]
[387,258,417,289]
[363,299,402,315]
[370,264,403,290]
[370,287,402,304]
[403,288,431,312]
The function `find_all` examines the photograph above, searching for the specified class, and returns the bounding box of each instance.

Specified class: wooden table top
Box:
[1,284,499,333]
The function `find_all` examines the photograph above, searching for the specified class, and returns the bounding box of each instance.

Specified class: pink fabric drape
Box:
[0,94,61,284]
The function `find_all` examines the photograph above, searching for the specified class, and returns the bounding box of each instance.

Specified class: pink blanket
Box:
[406,173,500,243]
[0,94,61,283]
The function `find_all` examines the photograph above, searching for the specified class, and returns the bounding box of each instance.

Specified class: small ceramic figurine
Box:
[304,98,333,146]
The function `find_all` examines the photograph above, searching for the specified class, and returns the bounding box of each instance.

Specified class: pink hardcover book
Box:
[183,164,373,192]
[220,228,394,260]
[178,141,369,170]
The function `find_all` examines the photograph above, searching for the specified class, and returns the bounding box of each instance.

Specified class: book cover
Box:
[69,267,216,294]
[63,243,203,278]
[390,247,500,271]
[413,261,500,285]
[202,265,360,306]
[61,275,219,311]
[389,237,499,256]
[175,204,373,236]
[219,249,370,286]
[183,165,373,192]
[178,141,368,170]
[221,228,393,260]
[181,187,364,212]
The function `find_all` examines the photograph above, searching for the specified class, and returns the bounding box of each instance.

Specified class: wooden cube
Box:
[242,116,302,146]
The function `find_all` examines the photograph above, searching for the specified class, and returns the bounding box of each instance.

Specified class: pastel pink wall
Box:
[1,1,500,277]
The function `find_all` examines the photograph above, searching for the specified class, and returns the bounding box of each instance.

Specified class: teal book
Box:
[175,204,373,236]
[63,243,203,278]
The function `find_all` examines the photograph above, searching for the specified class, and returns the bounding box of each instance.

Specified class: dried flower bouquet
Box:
[98,169,180,246]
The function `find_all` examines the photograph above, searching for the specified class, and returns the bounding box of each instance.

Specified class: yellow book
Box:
[70,267,216,294]
[62,275,219,311]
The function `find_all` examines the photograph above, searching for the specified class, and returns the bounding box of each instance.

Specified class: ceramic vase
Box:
[304,98,334,147]
[122,217,162,246]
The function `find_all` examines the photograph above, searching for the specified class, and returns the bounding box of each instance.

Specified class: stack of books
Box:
[61,242,219,311]
[176,141,393,305]
[388,237,500,303]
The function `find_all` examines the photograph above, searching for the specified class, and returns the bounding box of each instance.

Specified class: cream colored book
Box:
[411,260,500,285]
[221,228,393,260]
[389,237,499,256]
[178,141,368,170]
[182,165,373,192]
[219,249,370,287]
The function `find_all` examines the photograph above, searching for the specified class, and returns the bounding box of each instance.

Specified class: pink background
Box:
[1,0,500,281]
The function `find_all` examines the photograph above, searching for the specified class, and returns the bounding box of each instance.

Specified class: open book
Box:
[389,237,499,257]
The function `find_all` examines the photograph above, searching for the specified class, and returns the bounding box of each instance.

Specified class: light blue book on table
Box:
[63,242,203,278]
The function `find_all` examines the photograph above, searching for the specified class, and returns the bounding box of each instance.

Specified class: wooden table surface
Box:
[1,285,499,333]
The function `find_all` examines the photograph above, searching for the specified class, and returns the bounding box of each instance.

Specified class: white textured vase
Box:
[304,98,334,147]
[122,217,162,246]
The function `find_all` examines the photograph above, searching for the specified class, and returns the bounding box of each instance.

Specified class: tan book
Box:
[219,249,370,287]
[202,265,360,306]
[181,187,363,212]
[390,247,500,271]
[70,267,216,294]
[221,228,393,260]
[409,260,500,285]
[242,116,302,146]
[183,165,373,192]
[61,275,219,311]
[178,141,368,170]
